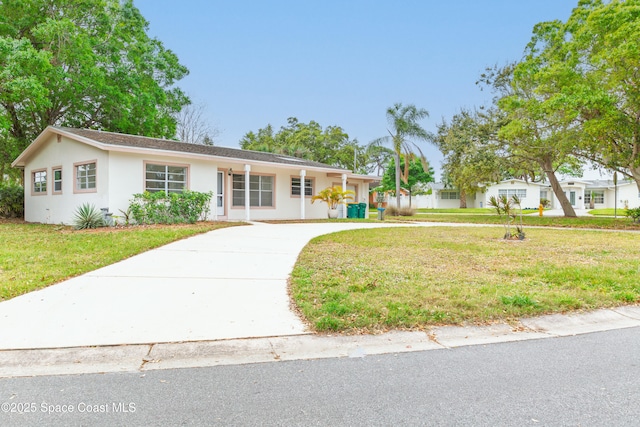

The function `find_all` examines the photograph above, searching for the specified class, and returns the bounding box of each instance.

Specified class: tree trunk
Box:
[541,157,576,217]
[459,189,467,208]
[628,164,640,197]
[395,151,401,209]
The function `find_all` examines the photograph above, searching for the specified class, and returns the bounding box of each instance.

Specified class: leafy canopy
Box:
[0,0,190,178]
[240,117,370,172]
[380,154,434,194]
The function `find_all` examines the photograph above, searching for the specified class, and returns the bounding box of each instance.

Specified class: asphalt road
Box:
[1,327,639,426]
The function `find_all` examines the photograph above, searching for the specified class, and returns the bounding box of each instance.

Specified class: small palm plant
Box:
[73,203,105,229]
[311,186,355,218]
[511,195,525,239]
[488,195,514,239]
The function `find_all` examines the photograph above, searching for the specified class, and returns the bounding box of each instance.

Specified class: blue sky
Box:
[135,0,577,178]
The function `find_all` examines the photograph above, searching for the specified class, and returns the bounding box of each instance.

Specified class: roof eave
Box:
[11,126,111,168]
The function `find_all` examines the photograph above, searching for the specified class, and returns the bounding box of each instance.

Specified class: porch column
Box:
[244,164,251,222]
[341,173,347,218]
[300,169,306,220]
[213,170,218,221]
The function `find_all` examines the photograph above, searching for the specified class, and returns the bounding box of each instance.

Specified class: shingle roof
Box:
[57,127,348,171]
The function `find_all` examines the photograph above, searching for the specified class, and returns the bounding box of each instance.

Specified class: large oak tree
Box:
[0,0,189,178]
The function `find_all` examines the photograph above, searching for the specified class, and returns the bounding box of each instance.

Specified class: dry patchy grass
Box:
[291,226,640,332]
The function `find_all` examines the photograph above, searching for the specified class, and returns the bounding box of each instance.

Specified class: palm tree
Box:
[370,103,433,209]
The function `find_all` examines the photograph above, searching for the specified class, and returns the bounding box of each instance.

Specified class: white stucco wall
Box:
[106,151,218,221]
[552,182,587,209]
[20,133,366,223]
[484,180,542,209]
[23,135,110,224]
[222,166,368,220]
[608,182,640,209]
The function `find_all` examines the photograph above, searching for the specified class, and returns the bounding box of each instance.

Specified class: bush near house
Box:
[0,183,24,218]
[129,191,213,224]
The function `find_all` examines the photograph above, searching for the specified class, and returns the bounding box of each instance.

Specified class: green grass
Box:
[0,221,242,300]
[588,208,628,216]
[383,213,640,230]
[290,226,640,333]
[417,208,493,214]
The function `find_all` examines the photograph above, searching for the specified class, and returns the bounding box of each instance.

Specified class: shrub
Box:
[0,182,24,218]
[129,190,212,224]
[539,198,551,208]
[385,205,416,216]
[73,203,105,229]
[626,207,640,223]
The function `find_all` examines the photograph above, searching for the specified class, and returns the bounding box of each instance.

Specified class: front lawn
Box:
[417,208,493,214]
[384,213,640,230]
[588,208,627,216]
[0,221,241,300]
[291,226,640,332]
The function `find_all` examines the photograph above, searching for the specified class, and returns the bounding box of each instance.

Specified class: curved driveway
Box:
[0,222,438,350]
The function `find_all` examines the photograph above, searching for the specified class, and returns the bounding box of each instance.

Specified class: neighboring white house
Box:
[11,127,374,224]
[429,178,640,210]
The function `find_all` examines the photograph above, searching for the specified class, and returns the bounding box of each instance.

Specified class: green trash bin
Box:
[347,203,359,218]
[358,203,367,219]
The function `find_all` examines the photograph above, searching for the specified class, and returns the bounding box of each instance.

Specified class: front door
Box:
[569,191,576,206]
[217,171,225,216]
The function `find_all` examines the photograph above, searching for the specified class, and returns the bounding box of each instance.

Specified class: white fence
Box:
[386,194,435,209]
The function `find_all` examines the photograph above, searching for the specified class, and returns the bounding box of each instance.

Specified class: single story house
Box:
[11,127,374,224]
[431,178,640,210]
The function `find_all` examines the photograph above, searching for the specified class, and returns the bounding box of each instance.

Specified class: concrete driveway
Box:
[0,222,431,350]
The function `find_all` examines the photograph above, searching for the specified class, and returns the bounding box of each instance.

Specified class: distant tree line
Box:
[436,0,640,217]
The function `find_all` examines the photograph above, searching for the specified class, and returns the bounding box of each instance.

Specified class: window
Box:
[32,170,47,194]
[585,191,604,204]
[232,174,274,207]
[53,168,62,194]
[75,161,96,191]
[498,189,527,198]
[440,191,459,200]
[291,177,313,196]
[540,190,548,200]
[145,163,187,194]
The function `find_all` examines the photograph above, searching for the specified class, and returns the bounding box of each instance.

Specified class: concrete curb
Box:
[2,306,638,378]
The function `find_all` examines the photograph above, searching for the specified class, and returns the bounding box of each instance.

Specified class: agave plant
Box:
[73,203,105,230]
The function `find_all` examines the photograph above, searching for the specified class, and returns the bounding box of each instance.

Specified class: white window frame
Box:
[144,162,188,194]
[291,177,313,197]
[498,189,527,199]
[32,169,47,195]
[440,190,459,200]
[585,190,604,205]
[53,167,62,194]
[232,174,274,208]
